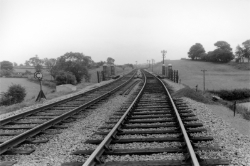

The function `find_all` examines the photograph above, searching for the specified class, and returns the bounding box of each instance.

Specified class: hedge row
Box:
[209,89,250,101]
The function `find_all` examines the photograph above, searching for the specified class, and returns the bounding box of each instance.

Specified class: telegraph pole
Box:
[201,70,207,91]
[161,50,167,75]
[152,59,154,72]
[161,50,167,64]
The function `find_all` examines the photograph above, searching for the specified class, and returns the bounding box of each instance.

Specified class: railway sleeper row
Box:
[63,70,229,166]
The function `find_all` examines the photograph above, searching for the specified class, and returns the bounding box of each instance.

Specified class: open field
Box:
[152,60,250,90]
[0,78,53,100]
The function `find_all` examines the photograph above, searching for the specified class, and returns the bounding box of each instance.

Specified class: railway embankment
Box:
[163,78,250,165]
[0,79,114,120]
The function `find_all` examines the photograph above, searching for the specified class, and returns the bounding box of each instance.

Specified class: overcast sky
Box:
[0,0,250,65]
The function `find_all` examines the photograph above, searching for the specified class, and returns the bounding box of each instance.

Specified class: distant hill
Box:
[152,60,250,90]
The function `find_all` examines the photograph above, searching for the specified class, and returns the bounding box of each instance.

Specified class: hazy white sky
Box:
[0,0,250,65]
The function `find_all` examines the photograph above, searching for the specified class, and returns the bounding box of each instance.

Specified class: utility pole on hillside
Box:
[161,50,167,64]
[152,59,155,72]
[201,69,207,92]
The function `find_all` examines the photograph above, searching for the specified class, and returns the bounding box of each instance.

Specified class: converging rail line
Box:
[0,70,137,156]
[67,69,230,166]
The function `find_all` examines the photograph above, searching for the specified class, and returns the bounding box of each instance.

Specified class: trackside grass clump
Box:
[172,87,212,104]
[209,89,250,101]
[229,104,250,120]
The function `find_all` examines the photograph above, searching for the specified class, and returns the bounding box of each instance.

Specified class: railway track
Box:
[0,70,137,157]
[66,70,230,166]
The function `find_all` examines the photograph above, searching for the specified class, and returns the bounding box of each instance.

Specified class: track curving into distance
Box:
[69,69,230,166]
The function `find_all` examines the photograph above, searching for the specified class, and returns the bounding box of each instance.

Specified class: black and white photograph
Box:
[0,0,249,165]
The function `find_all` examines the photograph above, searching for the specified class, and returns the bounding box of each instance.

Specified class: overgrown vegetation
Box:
[55,71,76,85]
[209,89,250,101]
[172,86,250,120]
[172,87,212,104]
[0,84,26,106]
[228,104,250,120]
[51,52,92,83]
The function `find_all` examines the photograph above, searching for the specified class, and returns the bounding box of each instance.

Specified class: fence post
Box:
[102,71,105,81]
[176,70,179,83]
[97,71,100,83]
[234,101,237,117]
[162,64,165,76]
[171,70,173,81]
[173,70,176,82]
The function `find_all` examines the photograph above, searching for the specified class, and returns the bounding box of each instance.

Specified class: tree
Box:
[0,61,13,71]
[188,43,205,60]
[235,45,244,63]
[52,52,92,83]
[29,55,44,66]
[124,63,134,69]
[242,39,250,63]
[214,41,232,51]
[13,62,18,66]
[212,48,234,63]
[44,58,56,80]
[94,61,106,68]
[24,60,30,66]
[28,55,44,72]
[0,69,12,77]
[107,57,115,64]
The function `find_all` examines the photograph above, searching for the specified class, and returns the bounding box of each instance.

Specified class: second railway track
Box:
[0,70,137,157]
[65,70,230,166]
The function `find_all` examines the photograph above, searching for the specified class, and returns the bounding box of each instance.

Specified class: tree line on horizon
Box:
[188,40,250,63]
[0,52,134,84]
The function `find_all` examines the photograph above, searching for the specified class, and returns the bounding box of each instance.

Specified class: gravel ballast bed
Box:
[110,142,182,149]
[104,153,185,162]
[0,95,129,166]
[183,97,250,166]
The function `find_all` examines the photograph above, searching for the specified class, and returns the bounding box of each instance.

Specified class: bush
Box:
[0,69,12,77]
[55,71,76,85]
[209,89,250,101]
[0,84,26,106]
[172,87,211,104]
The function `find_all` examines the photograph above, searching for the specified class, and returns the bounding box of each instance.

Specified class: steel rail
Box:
[0,70,135,126]
[0,70,137,155]
[82,70,146,166]
[151,70,200,166]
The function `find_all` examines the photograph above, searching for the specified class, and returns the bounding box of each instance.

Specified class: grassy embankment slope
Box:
[153,60,250,90]
[0,66,133,115]
[0,78,53,101]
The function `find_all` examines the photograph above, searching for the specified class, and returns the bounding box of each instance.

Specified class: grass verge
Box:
[168,84,250,121]
[0,90,73,115]
[172,87,213,104]
[228,104,250,120]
